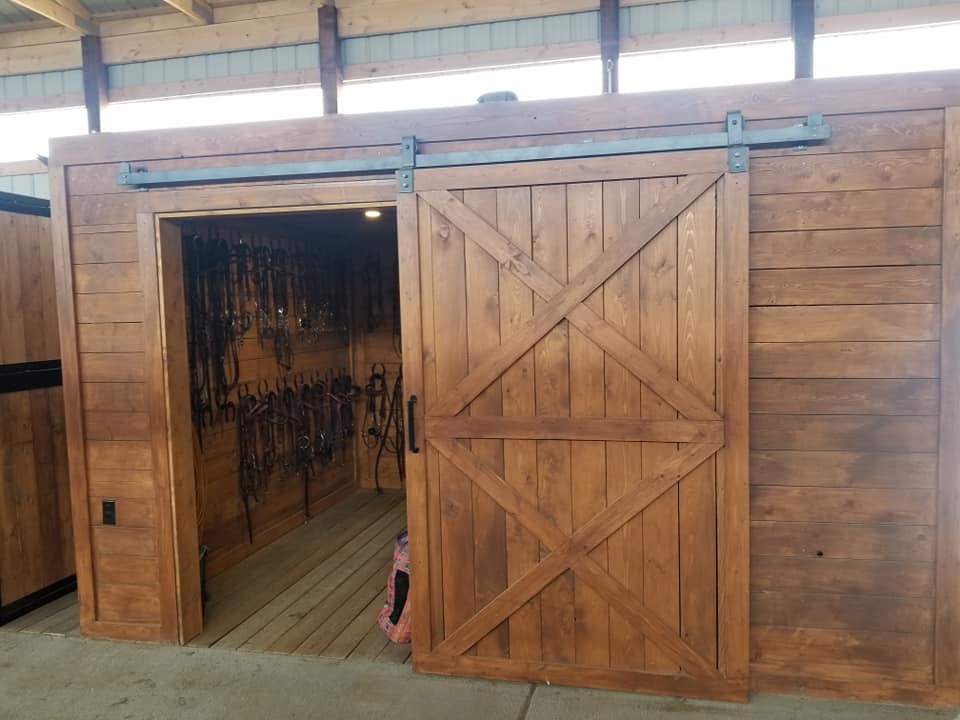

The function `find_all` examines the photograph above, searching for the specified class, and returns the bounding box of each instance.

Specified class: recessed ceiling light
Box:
[364,209,382,219]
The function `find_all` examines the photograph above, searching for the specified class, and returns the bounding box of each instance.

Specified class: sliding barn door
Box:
[397,150,749,701]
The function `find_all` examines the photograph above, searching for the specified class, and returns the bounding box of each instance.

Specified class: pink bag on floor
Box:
[378,530,411,643]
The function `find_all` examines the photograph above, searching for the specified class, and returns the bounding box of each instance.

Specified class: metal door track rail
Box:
[116,111,830,190]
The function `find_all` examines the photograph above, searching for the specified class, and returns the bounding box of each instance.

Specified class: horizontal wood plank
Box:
[86,440,152,470]
[425,416,723,442]
[81,382,147,412]
[94,554,161,587]
[96,583,162,623]
[87,468,155,500]
[751,555,934,597]
[750,189,941,232]
[750,414,939,453]
[751,626,932,673]
[751,520,934,561]
[91,526,158,557]
[751,590,933,634]
[749,341,940,379]
[83,411,151,441]
[749,227,941,269]
[750,267,940,306]
[75,293,144,324]
[750,150,942,195]
[78,353,146,382]
[750,450,937,489]
[750,379,939,415]
[751,486,935,525]
[750,304,939,342]
[749,110,944,158]
[73,263,142,294]
[71,232,139,264]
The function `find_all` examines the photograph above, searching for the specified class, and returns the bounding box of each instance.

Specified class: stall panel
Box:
[0,198,73,619]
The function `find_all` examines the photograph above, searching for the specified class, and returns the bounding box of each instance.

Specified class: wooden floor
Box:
[0,590,81,637]
[192,488,410,662]
[2,490,410,663]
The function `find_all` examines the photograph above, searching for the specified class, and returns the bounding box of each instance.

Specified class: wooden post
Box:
[318,3,341,115]
[600,0,619,93]
[937,106,960,688]
[791,0,814,79]
[80,35,106,133]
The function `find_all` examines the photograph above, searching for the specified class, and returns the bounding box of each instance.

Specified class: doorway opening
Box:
[161,204,409,662]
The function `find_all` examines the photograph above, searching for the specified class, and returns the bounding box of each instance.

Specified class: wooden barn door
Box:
[397,151,749,701]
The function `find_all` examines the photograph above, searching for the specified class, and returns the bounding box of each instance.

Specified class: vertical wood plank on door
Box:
[463,189,508,657]
[936,106,960,688]
[419,200,445,648]
[677,185,718,667]
[717,173,750,680]
[532,184,574,664]
[567,181,610,668]
[639,177,681,673]
[497,186,541,661]
[431,195,476,647]
[398,193,431,656]
[602,179,643,670]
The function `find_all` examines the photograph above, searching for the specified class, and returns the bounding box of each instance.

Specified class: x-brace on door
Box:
[397,149,750,702]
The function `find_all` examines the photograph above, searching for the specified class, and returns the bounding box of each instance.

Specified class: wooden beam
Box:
[600,0,619,93]
[160,0,212,24]
[80,35,106,134]
[792,0,814,79]
[7,0,96,35]
[318,3,341,115]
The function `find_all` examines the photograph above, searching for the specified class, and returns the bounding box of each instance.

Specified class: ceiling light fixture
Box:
[364,209,382,219]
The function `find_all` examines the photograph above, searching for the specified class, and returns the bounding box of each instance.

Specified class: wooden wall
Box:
[181,220,356,579]
[46,73,960,704]
[0,208,73,609]
[746,111,945,702]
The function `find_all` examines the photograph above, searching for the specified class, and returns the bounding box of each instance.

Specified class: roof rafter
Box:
[7,0,97,34]
[160,0,213,24]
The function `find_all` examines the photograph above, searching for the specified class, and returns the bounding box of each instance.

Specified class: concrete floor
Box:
[0,631,956,720]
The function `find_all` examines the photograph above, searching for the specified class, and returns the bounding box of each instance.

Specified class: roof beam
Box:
[7,0,97,35]
[792,0,815,79]
[81,35,107,133]
[600,0,620,93]
[318,3,341,115]
[160,0,213,24]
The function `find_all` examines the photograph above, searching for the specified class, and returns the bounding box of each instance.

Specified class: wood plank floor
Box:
[194,488,410,662]
[2,490,411,664]
[0,591,80,637]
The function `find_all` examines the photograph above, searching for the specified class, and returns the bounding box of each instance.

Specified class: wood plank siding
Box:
[46,72,960,705]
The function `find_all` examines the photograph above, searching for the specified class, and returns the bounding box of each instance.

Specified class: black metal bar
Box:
[0,191,50,218]
[407,395,419,454]
[117,112,831,189]
[0,359,63,395]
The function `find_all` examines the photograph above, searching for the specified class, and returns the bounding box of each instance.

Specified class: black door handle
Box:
[407,395,420,454]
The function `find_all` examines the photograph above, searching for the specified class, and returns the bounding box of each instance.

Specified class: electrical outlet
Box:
[102,499,117,526]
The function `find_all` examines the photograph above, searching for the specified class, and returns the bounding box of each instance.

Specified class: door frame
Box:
[134,179,401,643]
